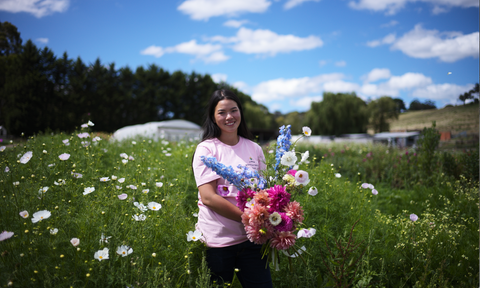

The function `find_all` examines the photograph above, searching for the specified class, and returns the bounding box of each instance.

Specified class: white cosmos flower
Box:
[132,214,146,221]
[111,175,117,180]
[100,177,110,182]
[281,151,297,166]
[308,187,318,196]
[335,173,341,178]
[116,185,122,190]
[186,230,203,242]
[245,199,256,209]
[19,151,33,164]
[118,178,125,183]
[156,182,163,188]
[122,159,128,164]
[120,153,128,159]
[50,228,59,235]
[118,193,127,200]
[94,248,109,261]
[129,156,135,161]
[87,120,94,126]
[294,170,310,186]
[361,183,370,189]
[372,189,378,195]
[99,233,112,244]
[269,212,282,226]
[54,179,66,186]
[31,210,51,223]
[128,185,137,190]
[297,228,316,239]
[302,126,312,136]
[19,211,29,218]
[148,202,161,211]
[116,245,133,257]
[13,181,19,186]
[134,202,148,212]
[38,186,49,195]
[0,146,6,152]
[83,187,95,195]
[70,237,80,246]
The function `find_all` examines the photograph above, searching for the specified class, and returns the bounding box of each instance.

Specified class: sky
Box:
[1,0,478,114]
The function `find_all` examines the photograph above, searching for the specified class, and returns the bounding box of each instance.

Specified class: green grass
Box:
[0,126,478,287]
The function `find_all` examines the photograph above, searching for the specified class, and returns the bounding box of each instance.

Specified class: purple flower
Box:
[118,193,128,200]
[410,214,418,222]
[275,212,293,232]
[77,132,90,139]
[236,188,255,211]
[372,189,378,195]
[59,153,70,161]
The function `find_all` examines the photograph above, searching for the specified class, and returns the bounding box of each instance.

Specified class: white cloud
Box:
[223,19,249,28]
[230,27,323,56]
[284,0,320,10]
[363,68,391,83]
[348,0,478,15]
[36,38,49,44]
[232,81,250,93]
[289,95,323,109]
[412,83,473,100]
[251,73,344,102]
[335,60,346,67]
[386,72,432,89]
[177,0,271,21]
[0,0,69,18]
[391,25,479,62]
[359,72,432,97]
[323,81,360,93]
[366,33,395,47]
[380,20,398,28]
[319,60,327,67]
[141,40,229,64]
[211,73,228,83]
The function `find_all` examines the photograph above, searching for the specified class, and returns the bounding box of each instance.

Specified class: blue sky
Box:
[1,0,478,113]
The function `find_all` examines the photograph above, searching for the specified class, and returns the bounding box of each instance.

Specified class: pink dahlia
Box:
[246,204,270,227]
[270,231,296,250]
[253,190,270,207]
[266,185,291,214]
[284,201,304,224]
[245,224,273,245]
[275,213,293,232]
[236,188,256,211]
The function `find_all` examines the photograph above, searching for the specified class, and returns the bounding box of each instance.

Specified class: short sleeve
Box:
[192,143,221,187]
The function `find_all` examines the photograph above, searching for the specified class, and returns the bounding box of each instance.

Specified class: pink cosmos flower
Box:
[217,185,231,196]
[0,231,14,241]
[294,170,310,186]
[287,169,297,177]
[297,228,316,239]
[59,153,70,161]
[77,132,90,139]
[19,210,29,218]
[118,193,128,200]
[410,214,418,222]
[372,189,378,195]
[270,231,296,250]
[70,238,80,246]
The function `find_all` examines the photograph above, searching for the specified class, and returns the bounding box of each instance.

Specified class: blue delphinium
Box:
[274,125,292,172]
[200,156,266,190]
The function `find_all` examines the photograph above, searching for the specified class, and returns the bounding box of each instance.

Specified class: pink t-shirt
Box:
[192,137,266,247]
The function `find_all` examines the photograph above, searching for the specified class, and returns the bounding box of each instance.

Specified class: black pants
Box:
[206,240,273,287]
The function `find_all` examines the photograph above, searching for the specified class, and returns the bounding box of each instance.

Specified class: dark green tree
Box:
[305,92,368,136]
[392,98,406,113]
[409,99,436,111]
[0,21,22,56]
[368,96,399,133]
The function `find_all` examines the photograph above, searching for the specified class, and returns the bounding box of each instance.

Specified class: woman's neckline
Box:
[217,136,241,146]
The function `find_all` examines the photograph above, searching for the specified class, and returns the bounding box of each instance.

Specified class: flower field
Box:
[0,124,478,287]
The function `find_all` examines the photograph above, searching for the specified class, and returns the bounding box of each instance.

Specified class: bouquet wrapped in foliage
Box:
[201,125,313,268]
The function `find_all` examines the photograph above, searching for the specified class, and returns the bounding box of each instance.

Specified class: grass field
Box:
[387,103,479,134]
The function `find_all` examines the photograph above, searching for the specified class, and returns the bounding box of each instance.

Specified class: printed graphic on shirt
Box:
[246,156,259,170]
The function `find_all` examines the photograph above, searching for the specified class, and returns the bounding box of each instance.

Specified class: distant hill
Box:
[387,103,479,135]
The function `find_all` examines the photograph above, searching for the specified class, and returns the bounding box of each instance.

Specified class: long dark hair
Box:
[201,89,253,141]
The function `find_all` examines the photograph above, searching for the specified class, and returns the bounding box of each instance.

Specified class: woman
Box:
[192,89,273,287]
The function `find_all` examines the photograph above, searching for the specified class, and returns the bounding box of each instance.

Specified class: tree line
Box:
[1,22,477,138]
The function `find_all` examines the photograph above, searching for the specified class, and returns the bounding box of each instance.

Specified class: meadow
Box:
[0,123,478,287]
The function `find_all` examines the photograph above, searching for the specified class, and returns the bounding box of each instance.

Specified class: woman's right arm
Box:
[199,181,243,222]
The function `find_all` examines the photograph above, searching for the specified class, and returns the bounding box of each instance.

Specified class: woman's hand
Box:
[199,181,243,222]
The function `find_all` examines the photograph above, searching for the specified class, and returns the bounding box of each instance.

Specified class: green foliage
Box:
[417,122,440,183]
[367,96,399,133]
[0,127,478,287]
[409,100,436,111]
[305,92,368,136]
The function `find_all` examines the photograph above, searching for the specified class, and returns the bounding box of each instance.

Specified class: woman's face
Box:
[213,99,241,135]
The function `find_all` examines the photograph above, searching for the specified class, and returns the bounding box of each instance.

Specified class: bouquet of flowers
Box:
[201,125,314,269]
